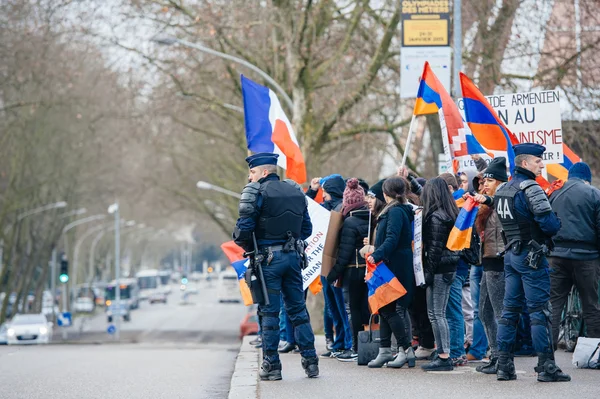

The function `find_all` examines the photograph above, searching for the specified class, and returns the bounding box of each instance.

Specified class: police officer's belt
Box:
[260,245,284,253]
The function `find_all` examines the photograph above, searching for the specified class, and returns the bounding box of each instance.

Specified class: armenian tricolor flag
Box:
[365,255,407,314]
[460,73,519,173]
[414,63,486,165]
[447,196,479,251]
[220,241,253,306]
[546,143,582,181]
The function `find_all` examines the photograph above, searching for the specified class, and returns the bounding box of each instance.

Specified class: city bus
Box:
[104,279,139,322]
[136,270,161,301]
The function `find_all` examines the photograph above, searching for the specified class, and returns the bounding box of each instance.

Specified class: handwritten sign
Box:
[302,198,331,290]
[413,209,425,287]
[457,90,563,164]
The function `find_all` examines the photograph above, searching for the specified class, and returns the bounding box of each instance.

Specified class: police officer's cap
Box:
[513,143,545,158]
[245,152,279,168]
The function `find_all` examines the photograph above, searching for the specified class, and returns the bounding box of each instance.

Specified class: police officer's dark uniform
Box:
[490,143,570,382]
[233,153,318,381]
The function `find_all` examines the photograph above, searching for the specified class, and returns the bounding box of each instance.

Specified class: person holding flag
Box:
[421,177,461,372]
[232,153,318,381]
[471,157,509,374]
[365,177,417,369]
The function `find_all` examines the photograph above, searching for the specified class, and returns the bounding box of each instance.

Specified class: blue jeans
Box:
[321,276,334,340]
[447,273,467,358]
[469,266,488,358]
[323,278,352,350]
[497,251,552,354]
[259,250,316,363]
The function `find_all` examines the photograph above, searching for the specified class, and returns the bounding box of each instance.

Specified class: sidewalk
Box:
[251,336,599,399]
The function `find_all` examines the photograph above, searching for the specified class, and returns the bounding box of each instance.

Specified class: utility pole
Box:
[453,0,462,98]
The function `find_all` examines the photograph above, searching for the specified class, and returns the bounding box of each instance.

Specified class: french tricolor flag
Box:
[241,75,307,184]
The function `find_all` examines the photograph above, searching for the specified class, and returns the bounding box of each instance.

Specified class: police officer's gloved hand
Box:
[326,272,337,286]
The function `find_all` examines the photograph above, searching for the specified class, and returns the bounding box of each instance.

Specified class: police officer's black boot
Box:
[476,355,498,374]
[535,353,571,382]
[496,352,517,381]
[259,359,282,381]
[301,356,319,378]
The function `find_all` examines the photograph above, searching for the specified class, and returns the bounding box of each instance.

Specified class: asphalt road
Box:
[0,280,249,399]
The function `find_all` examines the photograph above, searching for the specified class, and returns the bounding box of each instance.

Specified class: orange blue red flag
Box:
[447,196,479,251]
[365,255,407,315]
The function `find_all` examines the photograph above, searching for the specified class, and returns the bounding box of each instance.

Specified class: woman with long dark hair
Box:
[420,177,460,371]
[366,177,417,369]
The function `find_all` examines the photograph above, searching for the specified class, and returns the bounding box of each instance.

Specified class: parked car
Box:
[149,292,167,304]
[6,314,53,345]
[74,297,95,313]
[239,311,259,340]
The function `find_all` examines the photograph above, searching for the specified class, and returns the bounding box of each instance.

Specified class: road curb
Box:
[228,336,259,399]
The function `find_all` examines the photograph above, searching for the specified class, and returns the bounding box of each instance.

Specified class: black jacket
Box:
[371,203,416,307]
[549,178,600,260]
[326,208,370,284]
[423,210,460,276]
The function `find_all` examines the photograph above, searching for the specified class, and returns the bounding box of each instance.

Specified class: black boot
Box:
[301,356,319,378]
[278,342,297,353]
[476,355,498,374]
[496,352,517,381]
[535,353,571,382]
[259,359,282,381]
[421,355,453,371]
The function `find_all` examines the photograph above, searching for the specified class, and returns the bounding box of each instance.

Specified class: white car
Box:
[7,314,53,345]
[149,292,167,304]
[74,297,94,313]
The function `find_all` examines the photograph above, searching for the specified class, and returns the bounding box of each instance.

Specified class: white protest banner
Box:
[413,209,425,287]
[457,90,563,164]
[302,198,331,290]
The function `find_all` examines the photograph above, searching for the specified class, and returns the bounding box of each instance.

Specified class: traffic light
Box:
[181,275,188,285]
[207,267,213,273]
[59,258,69,283]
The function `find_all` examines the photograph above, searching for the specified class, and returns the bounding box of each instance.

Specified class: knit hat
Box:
[368,179,386,203]
[569,162,592,183]
[343,178,366,206]
[482,157,508,182]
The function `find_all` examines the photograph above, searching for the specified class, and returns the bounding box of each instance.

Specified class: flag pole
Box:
[400,114,417,169]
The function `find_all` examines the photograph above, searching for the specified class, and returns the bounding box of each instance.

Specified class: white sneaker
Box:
[415,346,435,360]
[278,341,288,350]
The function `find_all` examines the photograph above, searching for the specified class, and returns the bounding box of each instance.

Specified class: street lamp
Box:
[16,201,67,221]
[87,220,136,292]
[196,180,241,199]
[151,36,294,112]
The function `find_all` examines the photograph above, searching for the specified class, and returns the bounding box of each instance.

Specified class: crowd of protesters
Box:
[249,153,600,378]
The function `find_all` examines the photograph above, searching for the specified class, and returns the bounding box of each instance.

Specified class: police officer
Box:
[233,153,318,381]
[474,143,570,382]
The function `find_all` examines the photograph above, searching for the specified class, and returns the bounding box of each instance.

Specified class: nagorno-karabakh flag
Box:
[447,196,479,251]
[414,63,487,160]
[365,255,407,314]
